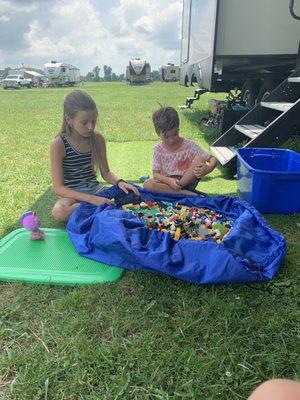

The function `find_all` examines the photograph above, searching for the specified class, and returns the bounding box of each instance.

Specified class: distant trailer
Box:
[126,58,151,84]
[160,63,180,81]
[44,61,80,87]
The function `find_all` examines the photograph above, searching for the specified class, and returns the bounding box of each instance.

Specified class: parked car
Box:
[2,74,33,89]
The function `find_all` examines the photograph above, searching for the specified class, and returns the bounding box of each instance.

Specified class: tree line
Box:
[84,65,124,81]
[84,65,161,82]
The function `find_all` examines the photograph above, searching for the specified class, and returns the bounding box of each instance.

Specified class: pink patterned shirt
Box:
[152,138,210,176]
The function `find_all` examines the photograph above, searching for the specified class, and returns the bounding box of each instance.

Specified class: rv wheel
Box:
[191,74,197,86]
[257,80,280,102]
[241,80,260,106]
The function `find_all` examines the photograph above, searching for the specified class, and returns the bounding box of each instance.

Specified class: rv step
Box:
[210,146,236,165]
[178,105,189,109]
[234,124,264,139]
[261,101,294,112]
[288,77,300,83]
[194,89,206,95]
[187,97,197,101]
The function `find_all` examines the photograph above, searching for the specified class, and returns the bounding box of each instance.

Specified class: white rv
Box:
[44,61,80,87]
[126,58,151,84]
[180,0,300,102]
[160,63,180,82]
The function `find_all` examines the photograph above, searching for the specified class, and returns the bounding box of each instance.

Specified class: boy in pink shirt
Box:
[143,107,217,195]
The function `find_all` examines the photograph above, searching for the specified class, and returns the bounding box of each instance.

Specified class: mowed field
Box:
[0,82,232,236]
[0,82,299,400]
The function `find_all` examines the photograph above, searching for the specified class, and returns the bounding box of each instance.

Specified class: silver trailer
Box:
[180,0,300,102]
[180,0,300,170]
[160,63,180,81]
[126,58,151,84]
[44,61,80,87]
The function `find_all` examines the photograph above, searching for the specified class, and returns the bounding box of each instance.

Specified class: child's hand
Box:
[194,164,210,179]
[168,177,181,190]
[118,181,140,195]
[88,195,115,206]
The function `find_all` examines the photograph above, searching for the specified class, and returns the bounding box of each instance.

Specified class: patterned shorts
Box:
[72,182,104,195]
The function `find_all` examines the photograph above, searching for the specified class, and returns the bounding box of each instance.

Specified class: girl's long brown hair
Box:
[59,90,102,173]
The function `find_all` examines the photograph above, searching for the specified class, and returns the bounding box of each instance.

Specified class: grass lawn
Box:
[0,82,299,399]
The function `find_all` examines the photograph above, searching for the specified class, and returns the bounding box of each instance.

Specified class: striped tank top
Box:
[61,135,98,189]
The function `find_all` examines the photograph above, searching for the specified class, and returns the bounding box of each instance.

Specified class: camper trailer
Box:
[180,0,300,100]
[44,61,80,86]
[180,0,300,169]
[160,63,180,82]
[126,58,151,84]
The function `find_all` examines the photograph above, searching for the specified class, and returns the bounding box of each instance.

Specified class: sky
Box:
[0,0,183,76]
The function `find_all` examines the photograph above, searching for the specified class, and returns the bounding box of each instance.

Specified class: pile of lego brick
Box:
[122,200,232,243]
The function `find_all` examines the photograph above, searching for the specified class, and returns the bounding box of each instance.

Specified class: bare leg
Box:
[247,379,300,400]
[143,179,196,196]
[52,197,80,222]
[179,155,204,189]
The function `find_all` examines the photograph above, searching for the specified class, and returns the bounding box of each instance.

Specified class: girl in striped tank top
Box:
[50,90,139,221]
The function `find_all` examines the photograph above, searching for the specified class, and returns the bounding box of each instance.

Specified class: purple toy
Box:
[19,211,45,240]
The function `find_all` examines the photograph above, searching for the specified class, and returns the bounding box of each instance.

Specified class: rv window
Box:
[171,69,176,73]
[181,0,191,64]
[61,67,65,72]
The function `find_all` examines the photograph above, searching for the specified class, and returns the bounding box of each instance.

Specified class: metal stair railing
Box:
[209,67,300,168]
[178,89,207,109]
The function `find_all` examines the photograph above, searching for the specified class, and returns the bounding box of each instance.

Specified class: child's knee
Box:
[248,379,300,400]
[143,179,156,191]
[52,203,68,222]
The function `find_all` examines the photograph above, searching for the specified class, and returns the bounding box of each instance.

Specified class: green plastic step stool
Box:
[0,228,124,286]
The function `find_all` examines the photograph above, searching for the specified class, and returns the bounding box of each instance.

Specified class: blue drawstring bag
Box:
[67,187,286,285]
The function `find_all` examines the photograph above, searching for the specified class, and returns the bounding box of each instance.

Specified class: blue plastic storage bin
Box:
[236,148,300,214]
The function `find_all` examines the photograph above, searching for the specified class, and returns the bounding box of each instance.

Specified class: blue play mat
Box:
[67,187,286,285]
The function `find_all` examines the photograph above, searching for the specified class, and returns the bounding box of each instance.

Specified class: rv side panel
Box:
[215,0,300,56]
[180,0,218,89]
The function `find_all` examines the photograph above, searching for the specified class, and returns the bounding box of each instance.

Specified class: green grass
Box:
[0,82,299,399]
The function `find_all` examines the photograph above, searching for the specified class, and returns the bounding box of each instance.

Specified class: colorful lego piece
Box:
[119,201,233,244]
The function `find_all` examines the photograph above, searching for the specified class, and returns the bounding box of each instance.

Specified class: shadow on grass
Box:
[3,181,146,237]
[180,108,220,143]
[179,108,209,125]
[3,187,65,238]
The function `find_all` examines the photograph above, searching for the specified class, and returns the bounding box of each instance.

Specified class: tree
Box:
[103,65,112,81]
[151,70,160,81]
[111,72,118,81]
[85,72,95,81]
[118,73,125,81]
[2,67,11,78]
[93,66,100,81]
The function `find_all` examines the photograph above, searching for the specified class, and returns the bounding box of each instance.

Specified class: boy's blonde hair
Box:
[59,90,102,172]
[152,106,180,134]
